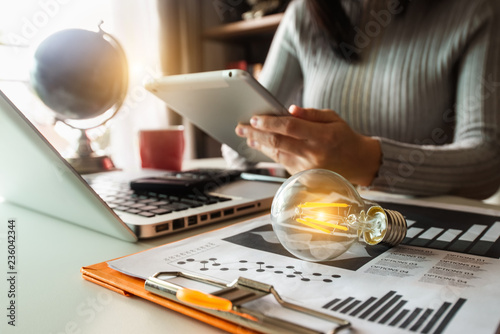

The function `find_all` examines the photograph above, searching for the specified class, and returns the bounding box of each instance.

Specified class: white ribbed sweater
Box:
[258,0,500,199]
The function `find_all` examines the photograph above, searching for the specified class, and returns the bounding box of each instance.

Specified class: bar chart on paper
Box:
[383,203,500,259]
[322,290,466,334]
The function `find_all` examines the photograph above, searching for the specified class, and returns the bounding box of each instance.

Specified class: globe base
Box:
[67,153,117,174]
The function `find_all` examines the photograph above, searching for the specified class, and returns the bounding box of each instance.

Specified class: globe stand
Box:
[66,129,117,174]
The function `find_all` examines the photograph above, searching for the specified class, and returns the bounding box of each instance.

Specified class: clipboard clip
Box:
[145,271,351,334]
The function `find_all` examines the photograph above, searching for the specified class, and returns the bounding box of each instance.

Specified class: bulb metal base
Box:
[382,209,407,246]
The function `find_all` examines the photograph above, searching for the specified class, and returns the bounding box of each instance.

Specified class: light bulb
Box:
[270,169,407,262]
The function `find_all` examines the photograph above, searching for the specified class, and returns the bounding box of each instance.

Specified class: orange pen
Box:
[176,287,232,311]
[176,287,258,321]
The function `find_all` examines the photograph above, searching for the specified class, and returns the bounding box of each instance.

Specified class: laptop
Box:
[0,89,282,241]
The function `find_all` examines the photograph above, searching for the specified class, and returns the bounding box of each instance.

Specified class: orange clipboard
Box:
[81,254,351,334]
[81,259,259,334]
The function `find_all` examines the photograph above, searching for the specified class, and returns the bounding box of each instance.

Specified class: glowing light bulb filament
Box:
[296,202,351,234]
[298,202,350,209]
[296,217,349,233]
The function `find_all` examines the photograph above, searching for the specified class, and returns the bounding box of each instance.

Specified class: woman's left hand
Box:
[235,105,382,186]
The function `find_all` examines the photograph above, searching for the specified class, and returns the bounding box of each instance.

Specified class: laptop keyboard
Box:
[87,177,232,219]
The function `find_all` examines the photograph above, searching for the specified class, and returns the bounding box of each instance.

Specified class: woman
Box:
[232,0,500,199]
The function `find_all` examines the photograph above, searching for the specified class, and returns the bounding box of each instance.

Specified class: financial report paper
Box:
[109,205,500,334]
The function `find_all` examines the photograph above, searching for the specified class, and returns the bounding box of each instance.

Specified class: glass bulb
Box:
[270,169,407,262]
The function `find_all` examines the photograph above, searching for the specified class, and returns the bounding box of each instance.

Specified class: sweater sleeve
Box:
[371,0,500,199]
[257,0,304,107]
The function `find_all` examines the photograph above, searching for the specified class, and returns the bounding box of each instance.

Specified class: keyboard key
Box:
[160,203,190,211]
[141,205,159,211]
[180,198,204,207]
[109,199,126,204]
[138,199,156,204]
[138,212,155,218]
[150,200,169,206]
[204,198,219,204]
[129,203,146,209]
[150,208,172,215]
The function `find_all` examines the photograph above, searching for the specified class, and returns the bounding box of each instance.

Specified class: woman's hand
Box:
[235,105,382,186]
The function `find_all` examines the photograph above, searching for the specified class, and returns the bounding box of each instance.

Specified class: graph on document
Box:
[173,257,343,283]
[171,255,469,334]
[383,203,500,258]
[321,290,465,334]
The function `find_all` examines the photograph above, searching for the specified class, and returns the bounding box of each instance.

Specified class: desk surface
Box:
[1,159,499,334]
[0,159,243,334]
[0,199,251,334]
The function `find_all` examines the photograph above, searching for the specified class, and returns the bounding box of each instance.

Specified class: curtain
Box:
[106,0,168,169]
[157,0,208,160]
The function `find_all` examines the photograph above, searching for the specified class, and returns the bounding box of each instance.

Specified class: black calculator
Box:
[130,169,242,194]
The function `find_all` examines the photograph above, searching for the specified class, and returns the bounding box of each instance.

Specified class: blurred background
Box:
[0,0,287,170]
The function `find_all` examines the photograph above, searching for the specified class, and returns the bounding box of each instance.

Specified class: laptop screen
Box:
[0,90,137,242]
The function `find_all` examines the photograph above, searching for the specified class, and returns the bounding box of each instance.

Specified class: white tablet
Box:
[145,69,289,163]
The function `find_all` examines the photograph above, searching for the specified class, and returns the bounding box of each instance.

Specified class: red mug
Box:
[139,127,185,171]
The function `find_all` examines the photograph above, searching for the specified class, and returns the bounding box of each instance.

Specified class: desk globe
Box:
[30,23,128,174]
